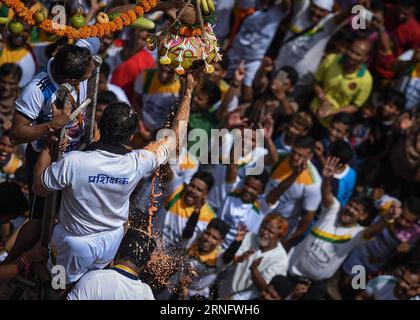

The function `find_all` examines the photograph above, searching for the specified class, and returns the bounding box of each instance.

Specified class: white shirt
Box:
[366,275,420,300]
[107,83,130,105]
[105,45,123,74]
[229,5,288,62]
[15,38,100,152]
[42,144,168,236]
[288,198,366,281]
[15,59,88,152]
[218,232,289,300]
[207,132,267,211]
[67,268,155,300]
[266,159,322,238]
[17,52,36,88]
[219,181,276,249]
[213,0,236,40]
[275,0,339,86]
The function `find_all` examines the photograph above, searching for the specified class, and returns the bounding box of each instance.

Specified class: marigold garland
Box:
[0,0,158,40]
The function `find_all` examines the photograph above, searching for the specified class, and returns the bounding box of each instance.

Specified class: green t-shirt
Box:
[188,110,220,155]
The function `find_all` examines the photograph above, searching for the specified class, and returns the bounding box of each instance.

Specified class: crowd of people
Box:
[1,0,420,300]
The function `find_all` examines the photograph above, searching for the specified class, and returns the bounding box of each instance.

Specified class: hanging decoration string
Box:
[0,0,158,39]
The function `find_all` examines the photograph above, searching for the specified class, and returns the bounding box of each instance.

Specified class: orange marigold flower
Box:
[191,28,202,37]
[148,0,158,7]
[127,10,137,23]
[141,0,151,12]
[109,22,117,32]
[135,6,144,16]
[103,23,110,35]
[90,25,99,37]
[120,13,130,26]
[114,17,123,28]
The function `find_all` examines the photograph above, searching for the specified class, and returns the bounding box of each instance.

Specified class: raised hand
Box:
[322,157,340,179]
[234,249,255,263]
[293,157,308,175]
[262,57,274,74]
[193,197,205,214]
[235,224,248,242]
[234,60,246,85]
[386,202,402,222]
[317,100,332,119]
[260,114,274,139]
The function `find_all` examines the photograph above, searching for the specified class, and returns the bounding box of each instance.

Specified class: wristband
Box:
[384,217,395,224]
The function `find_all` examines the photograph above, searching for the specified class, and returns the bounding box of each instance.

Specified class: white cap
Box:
[75,37,101,55]
[312,0,335,12]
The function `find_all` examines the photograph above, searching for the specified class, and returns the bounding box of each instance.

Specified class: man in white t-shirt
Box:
[273,0,352,104]
[218,150,275,248]
[227,0,289,96]
[217,214,289,300]
[213,0,236,42]
[6,38,100,263]
[357,265,420,300]
[287,157,399,299]
[67,228,156,300]
[265,136,322,249]
[32,75,196,285]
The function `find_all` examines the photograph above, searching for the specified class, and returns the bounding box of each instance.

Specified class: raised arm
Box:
[266,159,306,205]
[261,114,279,166]
[145,74,194,158]
[362,203,401,240]
[321,157,340,209]
[225,143,238,184]
[217,62,245,121]
[181,198,205,241]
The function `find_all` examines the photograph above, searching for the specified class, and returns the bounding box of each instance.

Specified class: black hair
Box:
[99,103,138,145]
[116,252,147,269]
[330,140,354,165]
[294,136,316,152]
[53,45,92,80]
[100,61,111,79]
[191,171,215,192]
[270,275,292,299]
[207,218,230,239]
[405,196,420,217]
[384,90,406,111]
[245,170,270,191]
[331,112,354,128]
[97,90,119,106]
[349,192,376,216]
[0,63,22,82]
[200,78,222,106]
[45,37,68,59]
[277,66,299,86]
[0,182,28,217]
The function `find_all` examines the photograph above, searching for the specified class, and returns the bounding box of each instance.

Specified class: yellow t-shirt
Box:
[310,53,373,127]
[162,184,216,245]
